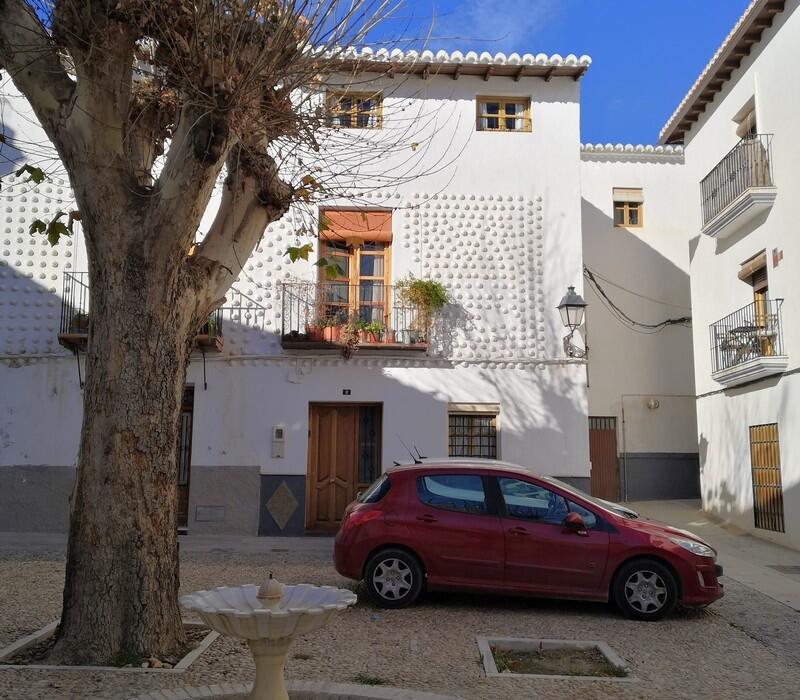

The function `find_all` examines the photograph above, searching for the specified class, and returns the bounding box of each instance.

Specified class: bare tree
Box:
[0,0,459,665]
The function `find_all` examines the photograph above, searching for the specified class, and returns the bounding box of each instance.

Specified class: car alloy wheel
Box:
[624,570,668,614]
[365,548,424,608]
[372,558,413,601]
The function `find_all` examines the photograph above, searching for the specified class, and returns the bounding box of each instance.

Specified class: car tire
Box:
[612,558,678,621]
[365,548,424,609]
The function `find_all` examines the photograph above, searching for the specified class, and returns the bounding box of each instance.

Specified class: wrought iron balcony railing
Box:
[57,272,264,352]
[700,134,773,227]
[709,298,785,375]
[279,280,429,350]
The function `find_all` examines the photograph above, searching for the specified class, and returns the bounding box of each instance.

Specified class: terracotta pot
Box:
[359,331,381,344]
[323,326,342,342]
[305,325,324,342]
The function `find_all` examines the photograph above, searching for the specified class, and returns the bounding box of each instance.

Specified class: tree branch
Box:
[192,142,292,305]
[0,0,76,137]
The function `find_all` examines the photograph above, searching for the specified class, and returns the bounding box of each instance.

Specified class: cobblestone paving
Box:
[1,544,800,700]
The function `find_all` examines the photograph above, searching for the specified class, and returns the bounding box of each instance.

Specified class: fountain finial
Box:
[257,572,284,610]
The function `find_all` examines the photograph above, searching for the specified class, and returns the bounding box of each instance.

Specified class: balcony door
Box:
[306,403,382,532]
[319,209,392,326]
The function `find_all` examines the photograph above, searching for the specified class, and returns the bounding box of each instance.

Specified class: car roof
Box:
[385,458,540,479]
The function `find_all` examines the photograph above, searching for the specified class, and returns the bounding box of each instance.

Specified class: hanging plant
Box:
[339,318,361,359]
[395,275,450,340]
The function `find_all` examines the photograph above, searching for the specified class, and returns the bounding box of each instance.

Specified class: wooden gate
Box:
[307,403,381,532]
[589,416,619,501]
[749,423,785,532]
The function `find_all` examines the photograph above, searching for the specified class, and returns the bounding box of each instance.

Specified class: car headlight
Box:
[669,536,716,558]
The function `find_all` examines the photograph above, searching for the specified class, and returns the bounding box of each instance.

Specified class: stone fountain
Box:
[180,575,357,700]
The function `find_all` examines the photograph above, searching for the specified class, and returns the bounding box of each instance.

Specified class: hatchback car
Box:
[334,460,723,620]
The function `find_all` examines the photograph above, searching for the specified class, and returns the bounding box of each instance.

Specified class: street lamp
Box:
[557,285,588,358]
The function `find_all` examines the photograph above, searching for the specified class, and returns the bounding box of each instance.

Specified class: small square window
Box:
[612,188,644,228]
[477,97,531,132]
[448,412,498,458]
[327,91,382,129]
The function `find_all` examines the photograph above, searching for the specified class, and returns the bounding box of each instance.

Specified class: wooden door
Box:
[307,404,381,532]
[749,424,785,532]
[589,416,619,501]
[176,386,194,529]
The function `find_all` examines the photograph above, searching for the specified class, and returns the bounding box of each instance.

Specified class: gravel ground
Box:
[1,545,800,700]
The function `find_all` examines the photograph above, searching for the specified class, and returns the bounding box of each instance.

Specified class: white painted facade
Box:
[662,0,800,548]
[580,146,699,500]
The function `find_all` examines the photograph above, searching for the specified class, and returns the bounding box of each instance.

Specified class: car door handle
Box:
[416,514,437,523]
[508,526,529,536]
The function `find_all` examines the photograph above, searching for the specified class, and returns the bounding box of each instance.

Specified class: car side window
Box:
[568,500,598,530]
[498,477,568,525]
[417,474,488,515]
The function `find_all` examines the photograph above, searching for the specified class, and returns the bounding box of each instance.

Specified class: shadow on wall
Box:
[699,376,796,542]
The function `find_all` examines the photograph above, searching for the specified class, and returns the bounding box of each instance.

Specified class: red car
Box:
[334,460,723,620]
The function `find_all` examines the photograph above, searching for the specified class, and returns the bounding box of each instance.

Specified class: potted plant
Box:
[339,318,361,359]
[395,275,450,343]
[304,307,324,342]
[321,316,342,343]
[359,320,385,344]
[69,312,90,334]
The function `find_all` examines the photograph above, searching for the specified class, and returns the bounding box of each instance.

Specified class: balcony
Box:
[57,272,263,353]
[710,299,788,387]
[279,281,429,352]
[700,134,776,239]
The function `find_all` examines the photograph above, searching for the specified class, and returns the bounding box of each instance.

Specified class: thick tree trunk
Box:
[50,245,197,665]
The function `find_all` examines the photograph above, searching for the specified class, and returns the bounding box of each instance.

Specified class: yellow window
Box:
[326,91,382,129]
[476,97,531,132]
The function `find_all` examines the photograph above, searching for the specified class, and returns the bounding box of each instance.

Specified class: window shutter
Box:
[319,210,393,244]
[738,251,767,283]
[612,187,644,203]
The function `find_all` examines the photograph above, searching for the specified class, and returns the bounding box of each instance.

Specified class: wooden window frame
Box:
[318,239,392,324]
[448,409,499,459]
[326,91,383,129]
[613,200,643,228]
[476,96,532,133]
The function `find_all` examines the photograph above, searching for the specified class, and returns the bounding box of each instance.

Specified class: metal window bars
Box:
[709,298,784,374]
[700,134,773,226]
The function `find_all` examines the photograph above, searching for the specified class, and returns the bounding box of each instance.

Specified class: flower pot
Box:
[323,326,342,342]
[305,325,324,342]
[359,331,381,344]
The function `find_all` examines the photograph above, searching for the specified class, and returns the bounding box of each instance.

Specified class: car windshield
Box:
[539,476,639,519]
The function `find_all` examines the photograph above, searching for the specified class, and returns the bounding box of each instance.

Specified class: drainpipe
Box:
[620,396,628,502]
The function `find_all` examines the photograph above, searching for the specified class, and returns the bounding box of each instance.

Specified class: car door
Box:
[405,472,504,588]
[495,476,609,597]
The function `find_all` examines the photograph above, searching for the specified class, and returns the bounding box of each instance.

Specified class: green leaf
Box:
[15,164,45,184]
[46,221,70,247]
[318,214,331,232]
[285,243,314,262]
[28,219,47,236]
[314,257,344,279]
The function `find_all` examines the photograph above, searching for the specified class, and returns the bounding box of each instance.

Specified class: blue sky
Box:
[373,0,752,143]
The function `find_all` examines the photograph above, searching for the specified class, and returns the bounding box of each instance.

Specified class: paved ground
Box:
[1,504,799,699]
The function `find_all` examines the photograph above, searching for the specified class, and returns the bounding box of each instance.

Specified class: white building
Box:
[0,48,700,535]
[660,0,800,549]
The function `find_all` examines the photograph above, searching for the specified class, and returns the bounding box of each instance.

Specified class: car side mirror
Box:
[564,512,588,535]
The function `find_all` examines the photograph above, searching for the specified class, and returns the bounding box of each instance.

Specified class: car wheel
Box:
[613,558,678,621]
[365,548,424,609]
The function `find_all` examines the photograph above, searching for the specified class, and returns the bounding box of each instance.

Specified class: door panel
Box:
[176,386,194,529]
[406,473,504,586]
[496,476,609,596]
[589,416,619,501]
[307,404,381,532]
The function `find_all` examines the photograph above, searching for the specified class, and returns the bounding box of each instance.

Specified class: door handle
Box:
[416,514,437,523]
[508,526,529,536]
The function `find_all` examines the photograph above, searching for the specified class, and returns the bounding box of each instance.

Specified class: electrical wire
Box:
[583,267,691,334]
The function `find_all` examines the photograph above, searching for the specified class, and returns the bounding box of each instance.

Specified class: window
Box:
[612,187,644,227]
[448,404,499,458]
[417,474,488,514]
[498,478,568,524]
[476,97,531,132]
[358,474,391,504]
[319,210,392,325]
[327,91,382,129]
[749,424,785,532]
[738,251,774,356]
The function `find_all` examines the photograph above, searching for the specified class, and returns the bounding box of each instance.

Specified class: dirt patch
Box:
[491,645,628,677]
[2,624,209,668]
